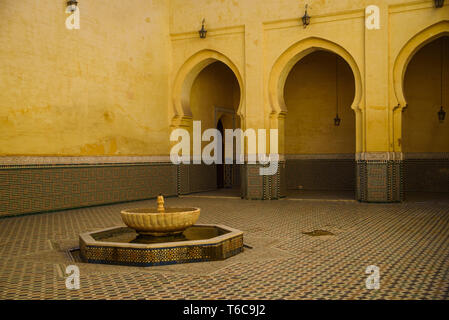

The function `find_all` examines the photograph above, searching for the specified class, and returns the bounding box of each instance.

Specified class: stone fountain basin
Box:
[79,224,244,267]
[120,207,200,236]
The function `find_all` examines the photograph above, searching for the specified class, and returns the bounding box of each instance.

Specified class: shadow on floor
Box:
[404,192,449,203]
[286,190,355,201]
[181,189,449,203]
[181,188,241,198]
[183,188,356,201]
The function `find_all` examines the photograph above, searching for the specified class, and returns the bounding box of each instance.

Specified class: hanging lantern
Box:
[434,0,445,8]
[438,106,446,122]
[198,19,207,39]
[334,114,341,126]
[67,0,78,12]
[302,4,311,28]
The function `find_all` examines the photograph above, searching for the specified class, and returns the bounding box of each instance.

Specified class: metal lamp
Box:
[438,106,446,122]
[67,0,78,12]
[334,114,341,126]
[199,19,207,39]
[302,4,311,28]
[434,0,445,8]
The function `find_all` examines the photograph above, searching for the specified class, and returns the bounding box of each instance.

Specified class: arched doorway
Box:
[283,50,356,200]
[402,36,449,201]
[268,37,363,201]
[171,50,244,197]
[188,60,242,196]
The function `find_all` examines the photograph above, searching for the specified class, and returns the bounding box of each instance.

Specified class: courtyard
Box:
[1,0,449,304]
[1,193,448,300]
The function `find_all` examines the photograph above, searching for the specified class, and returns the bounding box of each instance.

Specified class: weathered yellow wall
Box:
[403,36,449,153]
[170,0,448,157]
[1,0,448,158]
[0,0,171,156]
[284,51,356,154]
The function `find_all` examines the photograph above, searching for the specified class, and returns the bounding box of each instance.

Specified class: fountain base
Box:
[79,224,244,267]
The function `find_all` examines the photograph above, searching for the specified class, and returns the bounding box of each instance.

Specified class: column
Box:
[357,2,403,202]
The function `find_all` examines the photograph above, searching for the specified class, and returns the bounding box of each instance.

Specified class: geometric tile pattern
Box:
[0,163,177,217]
[279,161,287,198]
[357,160,403,203]
[241,164,264,200]
[178,164,217,195]
[223,164,240,188]
[241,163,284,200]
[80,228,243,267]
[268,161,284,200]
[0,195,448,299]
[2,157,448,217]
[224,164,232,187]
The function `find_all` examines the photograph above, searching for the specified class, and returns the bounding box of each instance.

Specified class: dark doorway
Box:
[402,36,449,201]
[216,119,225,189]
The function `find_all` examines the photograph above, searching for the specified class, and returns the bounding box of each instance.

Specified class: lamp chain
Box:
[441,37,444,106]
[336,55,339,115]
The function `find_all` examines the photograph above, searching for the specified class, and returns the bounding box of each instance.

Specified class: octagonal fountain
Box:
[79,195,244,267]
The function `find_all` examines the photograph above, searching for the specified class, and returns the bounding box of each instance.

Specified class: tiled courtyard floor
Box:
[0,194,448,299]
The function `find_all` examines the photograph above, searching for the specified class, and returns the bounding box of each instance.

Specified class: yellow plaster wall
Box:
[403,36,449,153]
[261,4,366,155]
[1,0,448,158]
[284,51,356,154]
[0,0,171,156]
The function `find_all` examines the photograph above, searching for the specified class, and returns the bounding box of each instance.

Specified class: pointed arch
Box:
[268,37,363,115]
[393,21,449,109]
[172,49,244,123]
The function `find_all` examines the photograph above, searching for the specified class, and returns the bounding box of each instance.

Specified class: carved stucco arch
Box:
[393,21,449,109]
[268,37,363,115]
[172,49,244,123]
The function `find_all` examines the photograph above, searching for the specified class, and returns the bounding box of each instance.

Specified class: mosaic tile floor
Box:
[0,194,448,300]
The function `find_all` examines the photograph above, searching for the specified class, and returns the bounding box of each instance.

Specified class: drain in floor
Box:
[302,230,335,237]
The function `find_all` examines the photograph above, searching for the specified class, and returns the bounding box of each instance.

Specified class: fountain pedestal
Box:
[120,195,200,236]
